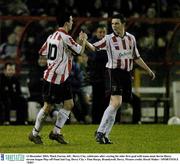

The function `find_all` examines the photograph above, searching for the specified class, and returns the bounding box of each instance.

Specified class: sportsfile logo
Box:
[1,154,4,161]
[5,154,24,161]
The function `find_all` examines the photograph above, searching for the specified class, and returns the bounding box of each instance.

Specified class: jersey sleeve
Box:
[93,37,106,50]
[38,35,52,56]
[132,35,140,59]
[39,42,48,56]
[64,35,82,55]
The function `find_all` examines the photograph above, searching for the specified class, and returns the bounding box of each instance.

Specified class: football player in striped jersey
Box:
[84,13,155,144]
[29,13,87,144]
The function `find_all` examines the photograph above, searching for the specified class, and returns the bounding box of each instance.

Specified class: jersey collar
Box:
[113,32,127,39]
[57,28,69,35]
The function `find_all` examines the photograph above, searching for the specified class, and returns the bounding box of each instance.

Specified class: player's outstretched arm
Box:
[79,31,96,52]
[134,57,156,80]
[85,40,96,52]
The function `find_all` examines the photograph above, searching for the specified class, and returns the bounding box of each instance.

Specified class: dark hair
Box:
[90,24,106,33]
[96,24,106,29]
[56,12,71,27]
[4,62,15,69]
[112,13,127,23]
[55,4,72,27]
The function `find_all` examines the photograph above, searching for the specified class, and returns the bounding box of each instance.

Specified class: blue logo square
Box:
[1,154,4,161]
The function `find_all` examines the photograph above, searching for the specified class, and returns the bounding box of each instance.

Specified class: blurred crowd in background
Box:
[0,0,179,18]
[0,0,179,63]
[0,0,180,125]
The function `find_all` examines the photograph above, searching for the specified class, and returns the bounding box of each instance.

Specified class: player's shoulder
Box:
[47,34,53,39]
[107,33,113,37]
[46,29,71,43]
[105,33,114,40]
[126,32,135,39]
[57,28,71,38]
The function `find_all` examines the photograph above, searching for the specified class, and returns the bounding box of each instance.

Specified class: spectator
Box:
[0,62,28,125]
[27,56,47,105]
[70,54,92,124]
[14,25,24,44]
[6,0,30,16]
[0,33,17,60]
[87,24,108,124]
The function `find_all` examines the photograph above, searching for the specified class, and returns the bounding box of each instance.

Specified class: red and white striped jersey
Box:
[93,32,140,71]
[39,28,82,84]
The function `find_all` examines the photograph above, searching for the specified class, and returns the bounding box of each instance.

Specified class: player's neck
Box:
[117,28,125,37]
[60,26,69,33]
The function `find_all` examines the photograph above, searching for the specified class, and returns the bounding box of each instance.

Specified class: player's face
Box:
[67,16,73,31]
[111,18,124,34]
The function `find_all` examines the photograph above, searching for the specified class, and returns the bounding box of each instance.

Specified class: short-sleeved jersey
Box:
[39,28,82,84]
[93,32,140,71]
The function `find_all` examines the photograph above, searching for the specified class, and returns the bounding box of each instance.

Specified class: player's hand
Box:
[79,31,88,41]
[148,70,155,80]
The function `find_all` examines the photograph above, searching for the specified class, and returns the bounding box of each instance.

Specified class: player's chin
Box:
[113,29,117,33]
[68,27,72,32]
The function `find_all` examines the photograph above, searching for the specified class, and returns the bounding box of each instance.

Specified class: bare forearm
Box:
[78,31,96,52]
[85,40,96,52]
[79,39,87,55]
[135,57,151,72]
[135,57,155,80]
